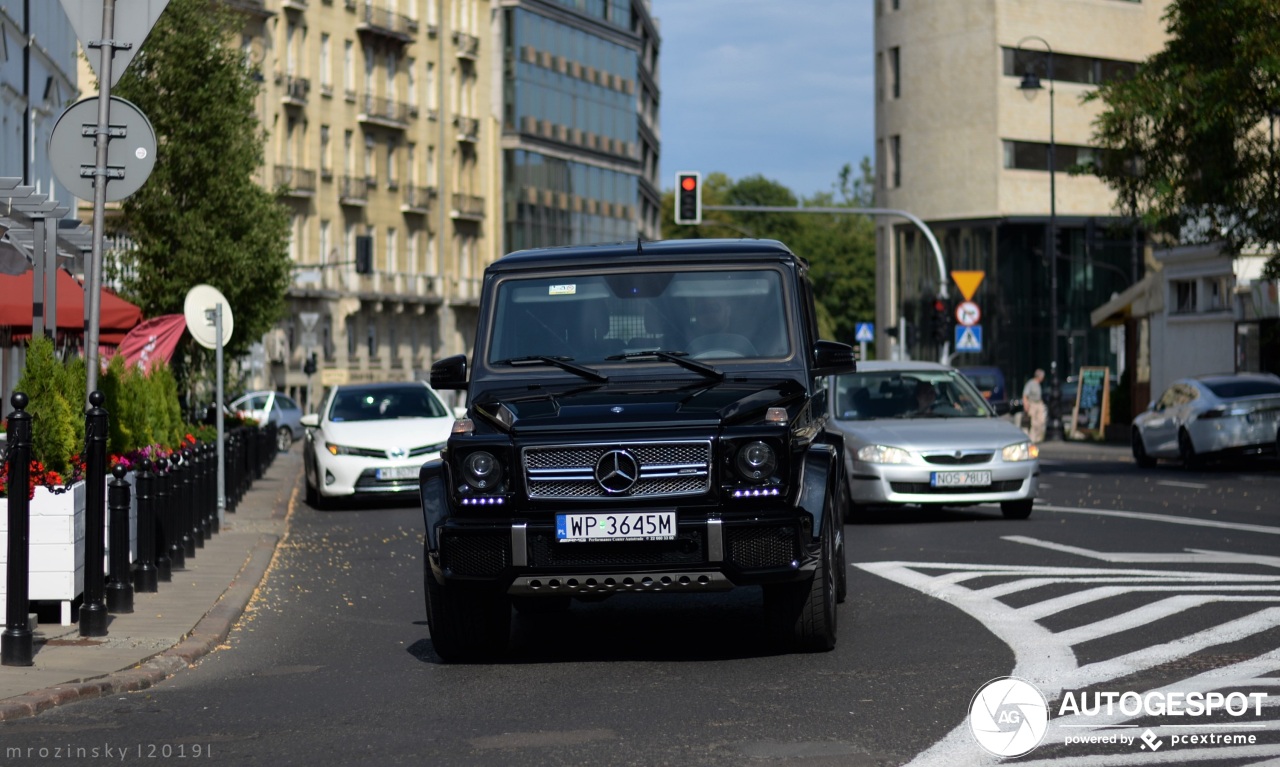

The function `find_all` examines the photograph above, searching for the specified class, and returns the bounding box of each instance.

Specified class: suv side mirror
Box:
[431,354,469,390]
[812,340,856,376]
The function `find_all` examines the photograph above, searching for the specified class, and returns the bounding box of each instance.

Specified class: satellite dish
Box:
[183,284,234,350]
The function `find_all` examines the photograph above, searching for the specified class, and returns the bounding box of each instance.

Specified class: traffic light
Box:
[930,296,951,344]
[303,352,317,376]
[674,171,701,225]
[355,234,373,275]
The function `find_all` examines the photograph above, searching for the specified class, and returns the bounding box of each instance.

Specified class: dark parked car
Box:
[959,366,1009,412]
[422,239,856,660]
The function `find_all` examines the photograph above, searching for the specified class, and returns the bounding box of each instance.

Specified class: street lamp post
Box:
[1018,36,1060,441]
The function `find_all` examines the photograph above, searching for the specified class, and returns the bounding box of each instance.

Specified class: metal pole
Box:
[80,391,109,636]
[85,0,119,400]
[31,215,45,338]
[216,303,226,523]
[105,464,134,613]
[44,214,58,340]
[1047,49,1061,441]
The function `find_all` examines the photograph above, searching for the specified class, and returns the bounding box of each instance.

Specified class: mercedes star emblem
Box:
[594,449,640,494]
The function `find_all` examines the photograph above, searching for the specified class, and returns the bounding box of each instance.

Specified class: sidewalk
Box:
[1035,437,1133,462]
[0,446,301,721]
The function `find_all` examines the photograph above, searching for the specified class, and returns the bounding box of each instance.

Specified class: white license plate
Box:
[556,511,677,542]
[376,466,419,480]
[931,470,992,488]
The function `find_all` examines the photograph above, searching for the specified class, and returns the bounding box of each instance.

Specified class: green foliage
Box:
[122,367,157,449]
[60,354,87,449]
[15,337,77,476]
[108,0,292,358]
[151,364,185,448]
[660,161,878,344]
[100,354,136,455]
[1085,0,1280,276]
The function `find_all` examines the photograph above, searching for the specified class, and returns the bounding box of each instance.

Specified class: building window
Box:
[1002,140,1103,172]
[343,40,355,99]
[889,135,901,188]
[407,57,417,110]
[889,46,900,99]
[343,130,354,174]
[1172,279,1197,314]
[320,125,332,178]
[1207,275,1232,311]
[364,135,376,181]
[367,321,378,359]
[1002,48,1137,87]
[387,140,398,189]
[346,315,358,357]
[386,227,397,273]
[319,34,332,93]
[319,219,332,266]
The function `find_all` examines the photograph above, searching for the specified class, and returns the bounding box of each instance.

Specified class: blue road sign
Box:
[855,322,875,343]
[955,324,982,352]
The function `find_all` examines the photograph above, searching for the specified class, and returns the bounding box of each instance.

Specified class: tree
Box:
[108,0,292,357]
[1085,0,1280,276]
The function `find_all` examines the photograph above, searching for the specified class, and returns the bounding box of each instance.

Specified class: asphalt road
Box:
[1,448,1276,766]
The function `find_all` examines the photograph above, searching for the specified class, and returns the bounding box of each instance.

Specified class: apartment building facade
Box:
[874,0,1171,395]
[496,0,661,252]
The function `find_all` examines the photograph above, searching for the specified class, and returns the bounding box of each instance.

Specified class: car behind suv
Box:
[420,239,856,660]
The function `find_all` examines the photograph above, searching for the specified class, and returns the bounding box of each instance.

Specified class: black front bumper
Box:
[430,514,818,594]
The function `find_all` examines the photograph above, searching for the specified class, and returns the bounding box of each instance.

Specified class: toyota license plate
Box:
[556,511,677,542]
[931,470,992,488]
[376,466,419,481]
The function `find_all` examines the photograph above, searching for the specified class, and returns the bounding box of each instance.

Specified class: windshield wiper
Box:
[606,350,723,380]
[493,355,608,383]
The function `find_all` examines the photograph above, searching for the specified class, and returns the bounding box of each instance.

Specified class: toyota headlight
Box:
[1001,441,1039,462]
[856,444,912,464]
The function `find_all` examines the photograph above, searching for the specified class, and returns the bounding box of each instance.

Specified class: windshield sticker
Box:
[549,284,576,295]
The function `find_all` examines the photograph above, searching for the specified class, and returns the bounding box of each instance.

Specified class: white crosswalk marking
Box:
[858,544,1280,767]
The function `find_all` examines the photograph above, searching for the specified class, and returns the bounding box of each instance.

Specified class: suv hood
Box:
[472,379,806,433]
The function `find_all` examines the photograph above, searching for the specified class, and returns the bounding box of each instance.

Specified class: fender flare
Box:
[418,459,450,551]
[796,441,840,541]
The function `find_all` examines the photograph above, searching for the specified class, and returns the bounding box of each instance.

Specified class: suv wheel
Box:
[764,516,837,652]
[424,567,512,662]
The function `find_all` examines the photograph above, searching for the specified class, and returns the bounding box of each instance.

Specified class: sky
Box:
[651,0,876,201]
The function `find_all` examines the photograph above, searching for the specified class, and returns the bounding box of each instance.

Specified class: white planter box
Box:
[0,481,87,626]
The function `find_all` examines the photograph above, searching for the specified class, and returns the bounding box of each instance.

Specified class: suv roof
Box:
[491,238,806,273]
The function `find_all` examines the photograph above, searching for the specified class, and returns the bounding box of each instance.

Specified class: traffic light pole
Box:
[700,204,950,363]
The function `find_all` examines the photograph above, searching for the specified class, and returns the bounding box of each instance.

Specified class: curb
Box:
[0,468,298,722]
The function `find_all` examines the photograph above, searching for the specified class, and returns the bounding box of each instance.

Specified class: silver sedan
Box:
[1131,372,1280,468]
[827,361,1040,519]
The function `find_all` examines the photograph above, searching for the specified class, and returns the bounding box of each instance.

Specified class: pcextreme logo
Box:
[968,677,1050,757]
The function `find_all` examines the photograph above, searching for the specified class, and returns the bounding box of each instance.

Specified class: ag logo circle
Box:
[968,676,1049,757]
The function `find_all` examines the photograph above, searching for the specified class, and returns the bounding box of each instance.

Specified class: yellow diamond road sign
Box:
[951,270,985,302]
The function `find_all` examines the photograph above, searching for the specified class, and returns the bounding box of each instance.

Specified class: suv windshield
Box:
[487,269,790,365]
[834,370,993,420]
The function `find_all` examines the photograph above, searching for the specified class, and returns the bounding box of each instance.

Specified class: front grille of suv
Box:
[440,530,510,577]
[726,525,798,568]
[523,441,712,500]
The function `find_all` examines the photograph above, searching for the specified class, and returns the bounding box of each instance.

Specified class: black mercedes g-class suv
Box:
[421,239,856,660]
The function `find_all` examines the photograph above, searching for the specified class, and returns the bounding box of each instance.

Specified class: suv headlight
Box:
[1001,441,1039,462]
[462,450,503,490]
[856,444,911,464]
[735,440,778,482]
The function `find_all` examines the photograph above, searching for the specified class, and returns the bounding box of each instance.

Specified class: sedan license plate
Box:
[376,466,419,481]
[931,470,992,488]
[556,511,676,542]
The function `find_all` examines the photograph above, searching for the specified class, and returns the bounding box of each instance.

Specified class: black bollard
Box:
[168,454,188,568]
[2,392,34,666]
[105,465,134,613]
[133,459,158,593]
[185,448,203,549]
[79,391,109,637]
[153,459,173,580]
[202,443,217,537]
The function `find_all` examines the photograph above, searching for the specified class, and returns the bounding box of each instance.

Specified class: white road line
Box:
[1039,505,1280,536]
[1156,480,1209,490]
[1056,595,1280,645]
[1013,744,1280,766]
[1003,535,1280,568]
[1020,584,1280,621]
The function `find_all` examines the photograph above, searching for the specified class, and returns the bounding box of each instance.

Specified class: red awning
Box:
[0,269,144,342]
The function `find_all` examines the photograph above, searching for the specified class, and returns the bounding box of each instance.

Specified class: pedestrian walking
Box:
[1021,368,1047,443]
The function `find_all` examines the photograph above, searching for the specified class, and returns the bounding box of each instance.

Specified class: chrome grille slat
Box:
[523,440,712,500]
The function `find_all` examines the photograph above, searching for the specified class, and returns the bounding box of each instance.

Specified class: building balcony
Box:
[402,185,437,214]
[281,0,307,11]
[356,3,415,43]
[274,165,317,197]
[339,175,369,206]
[450,193,485,221]
[276,73,310,106]
[358,94,411,129]
[221,0,275,18]
[453,31,479,60]
[453,115,479,143]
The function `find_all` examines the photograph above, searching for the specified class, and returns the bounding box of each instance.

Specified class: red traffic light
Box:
[933,299,946,312]
[680,176,697,192]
